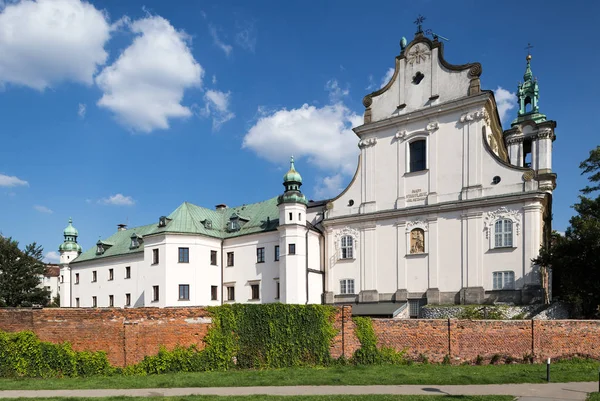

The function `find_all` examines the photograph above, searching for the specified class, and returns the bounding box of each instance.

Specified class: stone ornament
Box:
[459,108,489,124]
[483,207,521,239]
[406,219,428,232]
[425,122,439,132]
[334,227,359,249]
[358,138,377,148]
[522,170,535,181]
[536,128,554,139]
[395,130,407,140]
[406,44,431,65]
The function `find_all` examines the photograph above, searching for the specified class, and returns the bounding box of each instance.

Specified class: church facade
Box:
[58,29,556,313]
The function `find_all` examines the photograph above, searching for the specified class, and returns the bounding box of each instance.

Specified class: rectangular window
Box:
[289,243,296,255]
[125,266,131,279]
[340,236,353,259]
[251,283,260,300]
[108,268,114,281]
[227,286,235,301]
[109,295,114,307]
[152,285,159,302]
[152,249,159,265]
[125,293,131,307]
[340,279,355,295]
[75,298,80,307]
[92,271,97,282]
[298,213,301,221]
[274,245,280,261]
[210,250,217,265]
[179,284,190,300]
[275,281,280,299]
[289,212,292,221]
[211,285,218,301]
[60,275,64,283]
[409,139,427,172]
[92,296,97,307]
[256,247,265,263]
[492,271,515,290]
[227,252,234,267]
[75,273,79,284]
[178,247,189,263]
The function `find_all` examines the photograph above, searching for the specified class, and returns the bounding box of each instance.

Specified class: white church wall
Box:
[375,220,397,295]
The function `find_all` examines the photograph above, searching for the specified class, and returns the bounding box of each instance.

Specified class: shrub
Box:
[0,331,113,378]
[490,354,501,365]
[351,317,407,365]
[475,354,484,365]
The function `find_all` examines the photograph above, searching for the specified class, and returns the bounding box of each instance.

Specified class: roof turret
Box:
[277,156,307,206]
[59,217,82,254]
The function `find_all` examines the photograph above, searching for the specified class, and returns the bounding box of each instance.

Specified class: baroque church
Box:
[57,25,557,316]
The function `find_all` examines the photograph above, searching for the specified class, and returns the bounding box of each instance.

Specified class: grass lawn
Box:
[0,359,597,391]
[0,396,515,401]
[588,394,600,401]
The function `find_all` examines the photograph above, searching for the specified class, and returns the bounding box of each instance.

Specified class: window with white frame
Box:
[494,219,513,248]
[340,235,354,259]
[408,139,427,172]
[493,271,515,290]
[340,279,355,295]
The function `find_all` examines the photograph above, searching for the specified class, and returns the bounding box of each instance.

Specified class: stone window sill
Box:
[404,169,429,177]
[406,252,428,257]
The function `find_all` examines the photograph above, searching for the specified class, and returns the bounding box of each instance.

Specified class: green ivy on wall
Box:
[351,316,407,365]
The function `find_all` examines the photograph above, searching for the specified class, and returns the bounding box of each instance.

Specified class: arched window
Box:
[409,140,426,172]
[494,219,513,248]
[410,228,425,254]
[340,235,353,259]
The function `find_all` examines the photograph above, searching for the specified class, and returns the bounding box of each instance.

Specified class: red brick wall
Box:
[0,307,211,366]
[1,307,599,366]
[373,319,449,362]
[533,320,600,361]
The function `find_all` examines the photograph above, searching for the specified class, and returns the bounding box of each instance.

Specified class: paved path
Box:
[0,382,597,400]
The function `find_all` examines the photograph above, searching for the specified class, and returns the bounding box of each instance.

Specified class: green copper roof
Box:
[283,156,302,185]
[511,54,546,126]
[59,241,82,253]
[63,218,78,237]
[71,197,281,263]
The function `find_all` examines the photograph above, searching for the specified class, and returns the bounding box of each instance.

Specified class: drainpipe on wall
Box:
[220,239,224,305]
[305,228,309,304]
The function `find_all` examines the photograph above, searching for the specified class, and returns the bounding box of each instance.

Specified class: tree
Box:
[534,146,600,318]
[0,236,50,307]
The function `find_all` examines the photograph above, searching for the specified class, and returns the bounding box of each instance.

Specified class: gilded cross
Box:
[414,15,425,34]
[525,43,534,56]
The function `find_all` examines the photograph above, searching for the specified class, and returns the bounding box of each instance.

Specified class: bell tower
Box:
[505,50,556,180]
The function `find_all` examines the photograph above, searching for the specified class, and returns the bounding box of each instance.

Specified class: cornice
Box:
[354,92,490,137]
[322,192,547,227]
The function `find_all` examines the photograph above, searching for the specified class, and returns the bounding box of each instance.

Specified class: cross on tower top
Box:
[414,15,425,34]
[525,43,534,60]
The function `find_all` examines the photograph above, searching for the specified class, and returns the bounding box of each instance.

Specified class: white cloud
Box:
[381,68,394,87]
[366,67,394,91]
[196,89,235,130]
[212,74,217,85]
[43,251,60,263]
[0,0,110,90]
[325,79,349,103]
[235,19,257,52]
[243,102,361,176]
[0,173,28,187]
[96,15,203,133]
[314,174,345,199]
[78,103,86,119]
[100,193,135,206]
[209,24,232,57]
[494,86,516,123]
[33,205,53,214]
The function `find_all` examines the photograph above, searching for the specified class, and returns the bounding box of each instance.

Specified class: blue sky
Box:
[0,0,598,262]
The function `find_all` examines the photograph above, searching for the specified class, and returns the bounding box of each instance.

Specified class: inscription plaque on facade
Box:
[406,189,428,203]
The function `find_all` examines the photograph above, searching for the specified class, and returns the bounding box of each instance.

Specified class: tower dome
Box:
[59,218,82,253]
[283,156,302,185]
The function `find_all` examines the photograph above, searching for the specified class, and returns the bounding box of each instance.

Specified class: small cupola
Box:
[277,156,308,206]
[58,218,82,254]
